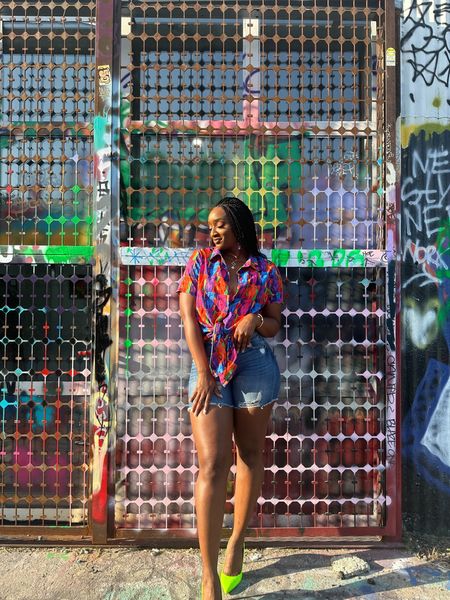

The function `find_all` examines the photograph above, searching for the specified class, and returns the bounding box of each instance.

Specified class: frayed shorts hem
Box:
[187,397,278,411]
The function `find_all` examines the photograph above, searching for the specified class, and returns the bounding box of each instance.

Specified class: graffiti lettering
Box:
[402,0,450,88]
[330,151,356,177]
[386,124,393,163]
[386,353,397,411]
[119,247,387,268]
[96,193,111,245]
[402,239,444,285]
[386,419,397,465]
[386,351,397,466]
[97,180,110,195]
[402,147,450,239]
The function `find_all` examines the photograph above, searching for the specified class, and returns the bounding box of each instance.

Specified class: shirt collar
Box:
[209,247,261,271]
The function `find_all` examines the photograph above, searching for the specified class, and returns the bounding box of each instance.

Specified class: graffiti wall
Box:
[401,0,450,533]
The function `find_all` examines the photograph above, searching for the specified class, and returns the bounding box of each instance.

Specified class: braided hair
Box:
[215,196,263,257]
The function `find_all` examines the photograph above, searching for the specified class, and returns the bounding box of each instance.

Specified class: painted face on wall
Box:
[207,206,239,254]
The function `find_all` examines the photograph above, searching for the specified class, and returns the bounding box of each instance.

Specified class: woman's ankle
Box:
[201,572,222,600]
[202,570,219,583]
[226,534,245,549]
[202,569,219,581]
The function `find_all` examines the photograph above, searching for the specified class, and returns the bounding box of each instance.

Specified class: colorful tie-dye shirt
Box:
[177,247,283,386]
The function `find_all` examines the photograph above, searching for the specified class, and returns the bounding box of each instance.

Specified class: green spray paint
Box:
[307,250,325,267]
[436,218,450,327]
[94,116,109,152]
[271,249,290,266]
[20,246,94,263]
[242,137,301,229]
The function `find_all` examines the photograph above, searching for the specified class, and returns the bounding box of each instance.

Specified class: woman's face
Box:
[208,206,239,253]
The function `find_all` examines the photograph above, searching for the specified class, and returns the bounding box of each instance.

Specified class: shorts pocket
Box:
[248,332,269,350]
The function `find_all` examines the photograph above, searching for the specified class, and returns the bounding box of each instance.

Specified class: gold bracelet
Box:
[256,313,264,329]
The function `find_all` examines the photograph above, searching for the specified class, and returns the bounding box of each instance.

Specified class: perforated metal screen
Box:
[0,0,398,540]
[0,263,92,526]
[0,1,95,247]
[116,264,386,531]
[114,0,396,538]
[0,0,95,527]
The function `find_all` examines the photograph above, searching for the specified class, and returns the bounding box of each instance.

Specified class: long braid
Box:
[215,196,262,257]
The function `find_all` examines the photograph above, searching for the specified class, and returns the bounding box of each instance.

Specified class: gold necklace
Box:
[226,252,244,271]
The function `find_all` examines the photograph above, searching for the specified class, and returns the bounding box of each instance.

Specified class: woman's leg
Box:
[190,406,234,598]
[222,404,273,576]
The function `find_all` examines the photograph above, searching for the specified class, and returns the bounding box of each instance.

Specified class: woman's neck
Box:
[223,248,248,260]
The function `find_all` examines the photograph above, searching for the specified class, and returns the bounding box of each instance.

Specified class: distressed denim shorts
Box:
[188,332,281,409]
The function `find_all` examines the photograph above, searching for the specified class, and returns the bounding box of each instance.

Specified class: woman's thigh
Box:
[233,403,273,461]
[190,405,234,472]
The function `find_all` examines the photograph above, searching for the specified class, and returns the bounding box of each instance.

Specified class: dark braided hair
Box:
[215,196,263,257]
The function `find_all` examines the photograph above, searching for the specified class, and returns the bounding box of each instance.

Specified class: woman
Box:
[177,197,283,600]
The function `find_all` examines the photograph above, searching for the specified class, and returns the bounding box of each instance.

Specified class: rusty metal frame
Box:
[382,0,402,542]
[0,1,96,539]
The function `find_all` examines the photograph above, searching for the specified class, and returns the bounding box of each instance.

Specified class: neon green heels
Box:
[220,543,245,594]
[219,570,243,594]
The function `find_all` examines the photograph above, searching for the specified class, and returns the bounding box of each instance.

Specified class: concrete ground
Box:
[0,542,449,600]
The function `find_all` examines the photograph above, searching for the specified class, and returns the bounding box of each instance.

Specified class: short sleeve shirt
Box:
[177,247,283,385]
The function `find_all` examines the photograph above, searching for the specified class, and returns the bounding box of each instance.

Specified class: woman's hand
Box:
[233,314,259,352]
[189,370,222,417]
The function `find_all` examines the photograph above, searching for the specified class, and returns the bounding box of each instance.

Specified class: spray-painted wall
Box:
[401,0,450,533]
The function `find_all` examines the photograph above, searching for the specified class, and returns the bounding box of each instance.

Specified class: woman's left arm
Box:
[233,303,282,351]
[233,262,283,351]
[258,302,282,337]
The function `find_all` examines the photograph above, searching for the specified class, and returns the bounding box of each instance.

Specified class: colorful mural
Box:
[401,0,450,532]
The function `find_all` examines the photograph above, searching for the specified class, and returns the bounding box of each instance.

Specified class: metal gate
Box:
[111,0,400,542]
[0,0,400,543]
[0,0,95,536]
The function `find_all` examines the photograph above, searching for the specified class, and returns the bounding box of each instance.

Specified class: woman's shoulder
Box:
[255,253,278,273]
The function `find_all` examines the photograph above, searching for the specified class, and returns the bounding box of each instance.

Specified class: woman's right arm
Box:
[179,292,221,416]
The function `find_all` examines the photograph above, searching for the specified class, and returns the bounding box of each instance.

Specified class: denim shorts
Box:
[188,332,281,409]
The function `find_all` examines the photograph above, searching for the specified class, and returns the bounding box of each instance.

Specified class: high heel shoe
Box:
[220,543,245,594]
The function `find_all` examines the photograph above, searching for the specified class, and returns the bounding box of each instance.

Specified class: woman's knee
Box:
[198,453,233,482]
[236,445,264,469]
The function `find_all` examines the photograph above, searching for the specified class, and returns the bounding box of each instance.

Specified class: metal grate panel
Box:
[0,0,95,530]
[116,264,386,531]
[119,0,384,253]
[114,0,393,537]
[0,263,92,526]
[0,1,95,247]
